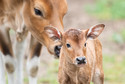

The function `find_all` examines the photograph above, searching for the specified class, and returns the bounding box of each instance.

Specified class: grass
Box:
[112,28,125,44]
[5,54,125,84]
[120,29,125,41]
[38,59,59,84]
[37,53,125,84]
[103,54,125,84]
[85,0,125,20]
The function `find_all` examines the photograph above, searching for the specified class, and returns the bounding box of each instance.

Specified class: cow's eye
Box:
[66,43,71,48]
[84,43,87,47]
[34,8,43,16]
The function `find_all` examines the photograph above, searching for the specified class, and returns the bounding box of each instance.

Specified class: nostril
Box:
[55,45,61,50]
[76,57,87,64]
[76,58,80,61]
[82,57,86,60]
[76,57,84,61]
[54,45,62,57]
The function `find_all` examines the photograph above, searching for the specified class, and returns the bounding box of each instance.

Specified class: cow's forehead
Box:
[37,0,67,7]
[33,0,67,15]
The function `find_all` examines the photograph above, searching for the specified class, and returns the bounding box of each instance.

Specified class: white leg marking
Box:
[4,55,16,84]
[29,76,37,84]
[8,73,15,84]
[15,54,24,84]
[15,40,28,84]
[0,52,6,84]
[27,56,40,84]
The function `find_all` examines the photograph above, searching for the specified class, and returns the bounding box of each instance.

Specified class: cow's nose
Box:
[76,56,87,64]
[54,45,62,58]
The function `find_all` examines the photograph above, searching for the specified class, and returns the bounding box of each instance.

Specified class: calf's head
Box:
[23,0,67,57]
[49,24,105,66]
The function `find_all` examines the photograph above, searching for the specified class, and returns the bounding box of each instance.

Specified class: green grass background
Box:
[6,0,125,84]
[85,0,125,20]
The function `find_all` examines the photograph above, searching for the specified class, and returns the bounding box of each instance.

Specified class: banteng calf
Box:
[48,24,105,84]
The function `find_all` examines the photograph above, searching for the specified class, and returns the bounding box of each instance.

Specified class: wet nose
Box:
[54,45,62,58]
[76,56,87,64]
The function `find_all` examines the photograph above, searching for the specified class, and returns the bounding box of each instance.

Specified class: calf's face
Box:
[62,29,87,66]
[23,0,67,57]
[48,24,105,66]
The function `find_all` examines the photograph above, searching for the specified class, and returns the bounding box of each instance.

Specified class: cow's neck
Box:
[3,0,23,12]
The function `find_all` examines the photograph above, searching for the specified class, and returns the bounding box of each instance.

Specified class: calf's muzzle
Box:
[76,56,87,65]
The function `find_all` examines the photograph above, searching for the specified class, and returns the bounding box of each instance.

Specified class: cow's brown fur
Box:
[0,0,67,83]
[0,0,67,57]
[58,25,104,84]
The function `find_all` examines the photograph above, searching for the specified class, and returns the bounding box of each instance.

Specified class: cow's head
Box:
[23,0,67,57]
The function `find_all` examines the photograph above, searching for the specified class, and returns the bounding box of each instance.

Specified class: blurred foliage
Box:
[120,29,125,41]
[85,0,125,20]
[112,33,124,44]
[112,29,125,44]
[25,53,124,84]
[39,59,59,84]
[37,53,125,84]
[90,82,94,84]
[9,29,15,34]
[103,54,125,84]
[5,54,124,84]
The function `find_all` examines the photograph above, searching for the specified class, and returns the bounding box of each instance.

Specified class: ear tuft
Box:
[44,26,62,40]
[87,24,105,39]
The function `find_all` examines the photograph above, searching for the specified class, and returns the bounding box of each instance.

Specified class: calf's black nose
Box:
[76,56,87,64]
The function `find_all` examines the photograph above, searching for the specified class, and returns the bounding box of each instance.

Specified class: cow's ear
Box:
[44,26,62,40]
[86,24,105,40]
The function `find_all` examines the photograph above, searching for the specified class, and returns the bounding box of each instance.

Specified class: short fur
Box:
[58,24,104,84]
[0,0,67,84]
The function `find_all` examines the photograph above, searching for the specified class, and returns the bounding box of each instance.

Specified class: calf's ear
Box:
[86,24,105,40]
[44,26,62,40]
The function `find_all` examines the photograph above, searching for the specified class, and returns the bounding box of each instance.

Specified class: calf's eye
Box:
[84,43,87,47]
[34,8,43,16]
[66,43,71,48]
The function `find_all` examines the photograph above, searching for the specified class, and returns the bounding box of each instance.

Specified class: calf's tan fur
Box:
[48,24,105,84]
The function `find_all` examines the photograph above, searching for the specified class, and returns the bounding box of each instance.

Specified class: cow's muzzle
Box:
[54,45,62,58]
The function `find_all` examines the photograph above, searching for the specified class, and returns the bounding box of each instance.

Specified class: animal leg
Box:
[0,28,15,84]
[27,36,42,84]
[93,69,104,84]
[14,35,28,84]
[0,52,6,84]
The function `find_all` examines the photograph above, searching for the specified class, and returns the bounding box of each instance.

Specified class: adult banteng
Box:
[0,0,67,84]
